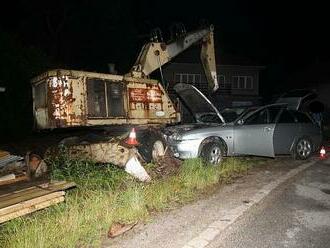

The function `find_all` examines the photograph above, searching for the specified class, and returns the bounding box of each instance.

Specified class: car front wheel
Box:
[137,131,166,163]
[294,137,313,160]
[200,141,224,166]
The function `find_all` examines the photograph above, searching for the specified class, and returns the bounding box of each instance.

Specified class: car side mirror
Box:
[237,119,244,125]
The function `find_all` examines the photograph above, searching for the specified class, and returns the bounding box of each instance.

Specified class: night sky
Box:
[1,1,329,80]
[0,0,329,139]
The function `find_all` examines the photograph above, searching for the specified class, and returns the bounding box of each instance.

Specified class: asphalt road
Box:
[207,158,330,248]
[103,157,330,248]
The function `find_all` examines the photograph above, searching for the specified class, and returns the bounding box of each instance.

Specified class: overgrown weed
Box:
[0,150,261,248]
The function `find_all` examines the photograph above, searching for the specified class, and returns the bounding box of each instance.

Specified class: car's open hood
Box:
[174,83,225,123]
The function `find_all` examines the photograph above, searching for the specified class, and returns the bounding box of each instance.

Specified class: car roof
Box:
[280,89,316,98]
[238,103,288,120]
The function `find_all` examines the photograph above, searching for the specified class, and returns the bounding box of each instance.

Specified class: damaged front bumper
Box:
[167,139,201,159]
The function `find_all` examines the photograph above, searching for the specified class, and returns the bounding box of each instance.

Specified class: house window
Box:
[87,78,125,118]
[174,73,201,88]
[232,76,253,89]
[217,75,226,88]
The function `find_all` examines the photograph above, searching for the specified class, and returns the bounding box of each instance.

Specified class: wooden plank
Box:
[0,181,49,198]
[0,175,29,186]
[0,181,75,209]
[0,174,15,182]
[0,185,40,199]
[0,178,49,196]
[0,180,69,198]
[0,151,10,158]
[0,186,40,200]
[0,181,75,203]
[0,191,65,216]
[0,196,65,224]
[47,181,76,190]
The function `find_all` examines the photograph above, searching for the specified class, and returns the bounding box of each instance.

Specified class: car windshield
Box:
[220,106,259,123]
[220,107,247,122]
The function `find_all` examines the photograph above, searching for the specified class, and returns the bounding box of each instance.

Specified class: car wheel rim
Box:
[297,139,311,158]
[152,140,165,161]
[210,146,222,164]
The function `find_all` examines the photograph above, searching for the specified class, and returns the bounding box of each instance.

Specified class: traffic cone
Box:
[320,146,326,159]
[125,128,139,145]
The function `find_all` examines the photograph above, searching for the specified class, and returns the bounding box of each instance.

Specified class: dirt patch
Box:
[147,156,182,179]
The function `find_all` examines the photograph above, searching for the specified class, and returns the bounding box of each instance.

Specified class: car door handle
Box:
[264,127,272,132]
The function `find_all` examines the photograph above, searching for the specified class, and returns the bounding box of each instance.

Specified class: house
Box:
[162,56,265,111]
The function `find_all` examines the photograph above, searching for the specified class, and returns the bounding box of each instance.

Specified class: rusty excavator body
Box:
[30,24,219,180]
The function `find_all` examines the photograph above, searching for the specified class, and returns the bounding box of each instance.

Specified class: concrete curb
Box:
[182,159,318,248]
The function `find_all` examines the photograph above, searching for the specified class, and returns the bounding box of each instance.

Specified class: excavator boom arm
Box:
[200,30,218,91]
[128,25,219,91]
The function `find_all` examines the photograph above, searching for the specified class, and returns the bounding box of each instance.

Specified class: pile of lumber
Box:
[0,150,27,185]
[0,174,29,186]
[0,180,76,223]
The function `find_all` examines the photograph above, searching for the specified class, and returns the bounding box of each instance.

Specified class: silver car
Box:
[164,83,322,165]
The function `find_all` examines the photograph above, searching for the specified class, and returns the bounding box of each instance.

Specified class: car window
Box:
[302,94,317,104]
[197,113,222,123]
[294,112,313,123]
[244,108,268,125]
[221,107,254,122]
[278,110,296,123]
[268,106,282,123]
[221,111,239,122]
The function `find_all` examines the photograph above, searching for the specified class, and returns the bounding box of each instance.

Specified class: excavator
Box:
[30,24,219,181]
[128,24,218,92]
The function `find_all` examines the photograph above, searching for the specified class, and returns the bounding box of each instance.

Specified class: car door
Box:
[233,106,277,157]
[273,109,299,154]
[294,111,322,150]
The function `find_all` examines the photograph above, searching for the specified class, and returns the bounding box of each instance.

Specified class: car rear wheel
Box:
[200,141,224,166]
[294,137,313,160]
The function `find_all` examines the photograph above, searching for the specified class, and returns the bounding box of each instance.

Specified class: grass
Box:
[0,150,265,248]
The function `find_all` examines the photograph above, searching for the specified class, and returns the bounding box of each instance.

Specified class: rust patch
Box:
[129,88,147,102]
[128,84,163,113]
[129,88,162,103]
[47,76,83,128]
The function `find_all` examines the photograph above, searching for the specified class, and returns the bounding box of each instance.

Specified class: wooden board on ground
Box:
[0,181,75,209]
[0,175,29,186]
[0,196,65,223]
[0,178,49,196]
[0,180,76,224]
[0,191,65,216]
